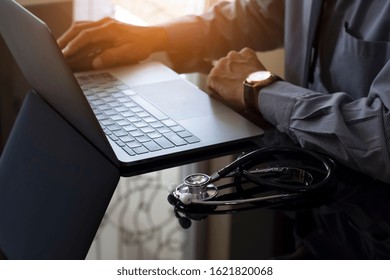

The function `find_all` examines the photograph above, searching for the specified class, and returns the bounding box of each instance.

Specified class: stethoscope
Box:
[168,146,337,229]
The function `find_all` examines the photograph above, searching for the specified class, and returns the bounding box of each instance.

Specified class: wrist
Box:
[144,26,169,52]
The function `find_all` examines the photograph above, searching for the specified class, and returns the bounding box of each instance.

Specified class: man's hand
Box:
[57,18,168,71]
[207,48,266,111]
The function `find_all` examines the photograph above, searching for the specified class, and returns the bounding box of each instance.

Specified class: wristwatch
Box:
[243,71,280,112]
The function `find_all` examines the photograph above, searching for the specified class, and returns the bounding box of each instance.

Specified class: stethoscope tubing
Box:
[212,146,335,193]
[185,192,298,206]
[171,146,336,208]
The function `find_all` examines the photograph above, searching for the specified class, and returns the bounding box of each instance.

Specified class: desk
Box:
[153,128,390,259]
[234,129,390,259]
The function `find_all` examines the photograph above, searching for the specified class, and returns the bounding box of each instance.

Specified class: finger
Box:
[239,47,266,69]
[212,56,231,72]
[62,22,116,58]
[239,47,257,59]
[226,50,241,60]
[57,21,88,47]
[206,67,224,95]
[58,18,114,54]
[58,18,113,48]
[92,44,145,69]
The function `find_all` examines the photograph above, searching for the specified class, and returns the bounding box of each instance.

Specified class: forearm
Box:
[259,81,390,183]
[158,0,285,72]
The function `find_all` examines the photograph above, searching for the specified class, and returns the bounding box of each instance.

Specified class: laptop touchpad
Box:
[131,79,228,121]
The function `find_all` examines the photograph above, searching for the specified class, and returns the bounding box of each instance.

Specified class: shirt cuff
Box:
[258,81,316,136]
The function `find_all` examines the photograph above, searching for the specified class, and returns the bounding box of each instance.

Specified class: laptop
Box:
[0,0,264,176]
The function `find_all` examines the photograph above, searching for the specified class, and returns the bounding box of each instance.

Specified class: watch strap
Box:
[243,82,260,112]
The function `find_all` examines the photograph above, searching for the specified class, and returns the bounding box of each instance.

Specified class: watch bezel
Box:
[243,71,281,112]
[245,71,272,86]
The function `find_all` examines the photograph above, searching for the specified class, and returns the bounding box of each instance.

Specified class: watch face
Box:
[246,71,271,83]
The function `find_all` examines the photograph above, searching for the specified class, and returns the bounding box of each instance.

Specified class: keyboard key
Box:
[154,137,175,149]
[121,111,135,118]
[144,116,157,123]
[101,119,115,126]
[117,84,129,90]
[119,135,135,143]
[117,119,131,126]
[177,130,193,138]
[143,140,162,152]
[150,121,164,128]
[106,124,121,131]
[137,111,150,118]
[156,126,171,134]
[122,124,138,132]
[115,140,126,147]
[136,135,151,143]
[103,96,116,103]
[171,125,185,132]
[140,126,155,134]
[133,146,149,154]
[133,121,148,128]
[97,104,110,111]
[123,89,136,96]
[105,109,119,116]
[126,140,142,148]
[96,113,108,121]
[118,96,132,103]
[123,146,136,156]
[131,95,168,120]
[164,132,187,146]
[112,129,128,137]
[96,92,110,98]
[109,134,119,141]
[147,131,162,139]
[115,106,129,113]
[108,101,121,107]
[184,135,201,144]
[129,129,144,137]
[132,106,144,113]
[123,101,137,108]
[112,92,125,98]
[105,87,118,93]
[111,114,124,121]
[128,116,142,123]
[91,99,105,106]
[162,119,178,127]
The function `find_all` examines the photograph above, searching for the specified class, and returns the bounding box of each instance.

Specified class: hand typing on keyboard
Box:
[57,17,168,71]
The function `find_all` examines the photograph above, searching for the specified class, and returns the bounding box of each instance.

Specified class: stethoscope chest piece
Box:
[174,173,218,205]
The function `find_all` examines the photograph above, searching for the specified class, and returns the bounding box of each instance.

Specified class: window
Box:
[73,0,224,23]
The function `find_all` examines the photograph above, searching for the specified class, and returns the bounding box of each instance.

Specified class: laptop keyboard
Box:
[76,72,200,156]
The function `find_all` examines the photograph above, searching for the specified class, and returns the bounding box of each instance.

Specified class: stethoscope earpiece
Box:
[167,193,177,205]
[178,216,192,229]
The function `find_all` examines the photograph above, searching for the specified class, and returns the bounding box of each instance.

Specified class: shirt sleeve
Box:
[160,0,284,72]
[259,60,390,183]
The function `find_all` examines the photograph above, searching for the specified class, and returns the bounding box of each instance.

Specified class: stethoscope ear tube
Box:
[242,147,335,193]
[212,146,335,192]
